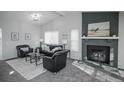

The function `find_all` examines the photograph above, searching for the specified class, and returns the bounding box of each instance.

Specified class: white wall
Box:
[40,12,82,60]
[0,28,2,60]
[118,12,124,69]
[0,12,41,60]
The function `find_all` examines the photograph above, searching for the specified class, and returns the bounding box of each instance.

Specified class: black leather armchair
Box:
[43,49,69,73]
[16,45,33,58]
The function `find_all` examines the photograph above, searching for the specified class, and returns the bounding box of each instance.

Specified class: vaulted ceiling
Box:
[0,11,67,26]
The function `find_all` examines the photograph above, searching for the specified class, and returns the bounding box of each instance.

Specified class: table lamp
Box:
[40,39,44,48]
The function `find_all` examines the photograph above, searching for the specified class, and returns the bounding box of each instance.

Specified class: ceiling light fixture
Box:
[31,13,41,21]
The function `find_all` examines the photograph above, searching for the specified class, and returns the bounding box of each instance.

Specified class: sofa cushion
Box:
[49,45,63,50]
[41,50,54,57]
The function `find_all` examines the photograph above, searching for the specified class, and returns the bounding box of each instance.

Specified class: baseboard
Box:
[4,57,19,61]
[118,68,124,71]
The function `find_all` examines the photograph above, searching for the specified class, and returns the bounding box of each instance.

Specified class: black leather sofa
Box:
[16,45,33,58]
[39,44,63,57]
[43,49,69,73]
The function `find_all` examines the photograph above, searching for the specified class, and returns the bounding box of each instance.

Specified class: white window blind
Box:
[44,31,59,44]
[71,29,79,52]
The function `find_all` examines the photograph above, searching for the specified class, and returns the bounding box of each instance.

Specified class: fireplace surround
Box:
[82,12,119,67]
[87,45,110,64]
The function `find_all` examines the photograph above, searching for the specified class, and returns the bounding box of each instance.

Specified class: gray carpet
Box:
[0,59,99,82]
[30,59,100,82]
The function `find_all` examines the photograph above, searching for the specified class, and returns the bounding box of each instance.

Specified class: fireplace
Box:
[87,45,110,64]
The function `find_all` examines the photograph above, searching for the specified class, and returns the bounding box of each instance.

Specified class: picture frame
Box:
[25,33,31,40]
[11,32,19,41]
[88,21,110,37]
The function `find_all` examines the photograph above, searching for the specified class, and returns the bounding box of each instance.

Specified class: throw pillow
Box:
[41,45,45,50]
[21,47,29,51]
[44,45,50,52]
[51,47,62,53]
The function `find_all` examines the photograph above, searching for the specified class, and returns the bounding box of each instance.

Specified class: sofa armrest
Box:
[43,56,53,60]
[43,56,54,67]
[43,56,54,63]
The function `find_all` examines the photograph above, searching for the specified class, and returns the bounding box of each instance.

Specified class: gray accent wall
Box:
[82,12,119,67]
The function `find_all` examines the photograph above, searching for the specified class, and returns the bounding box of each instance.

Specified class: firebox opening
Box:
[87,45,110,65]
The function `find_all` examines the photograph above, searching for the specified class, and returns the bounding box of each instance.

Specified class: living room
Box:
[0,11,124,82]
[2,0,124,93]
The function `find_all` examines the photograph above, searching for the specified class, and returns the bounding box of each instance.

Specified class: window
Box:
[44,31,59,44]
[71,29,79,52]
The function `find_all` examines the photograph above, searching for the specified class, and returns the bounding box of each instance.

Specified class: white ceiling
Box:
[0,11,67,26]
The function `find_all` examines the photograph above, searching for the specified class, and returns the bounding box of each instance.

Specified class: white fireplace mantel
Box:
[81,36,119,40]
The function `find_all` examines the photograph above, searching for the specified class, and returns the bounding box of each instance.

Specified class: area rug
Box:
[72,61,122,82]
[6,58,46,80]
